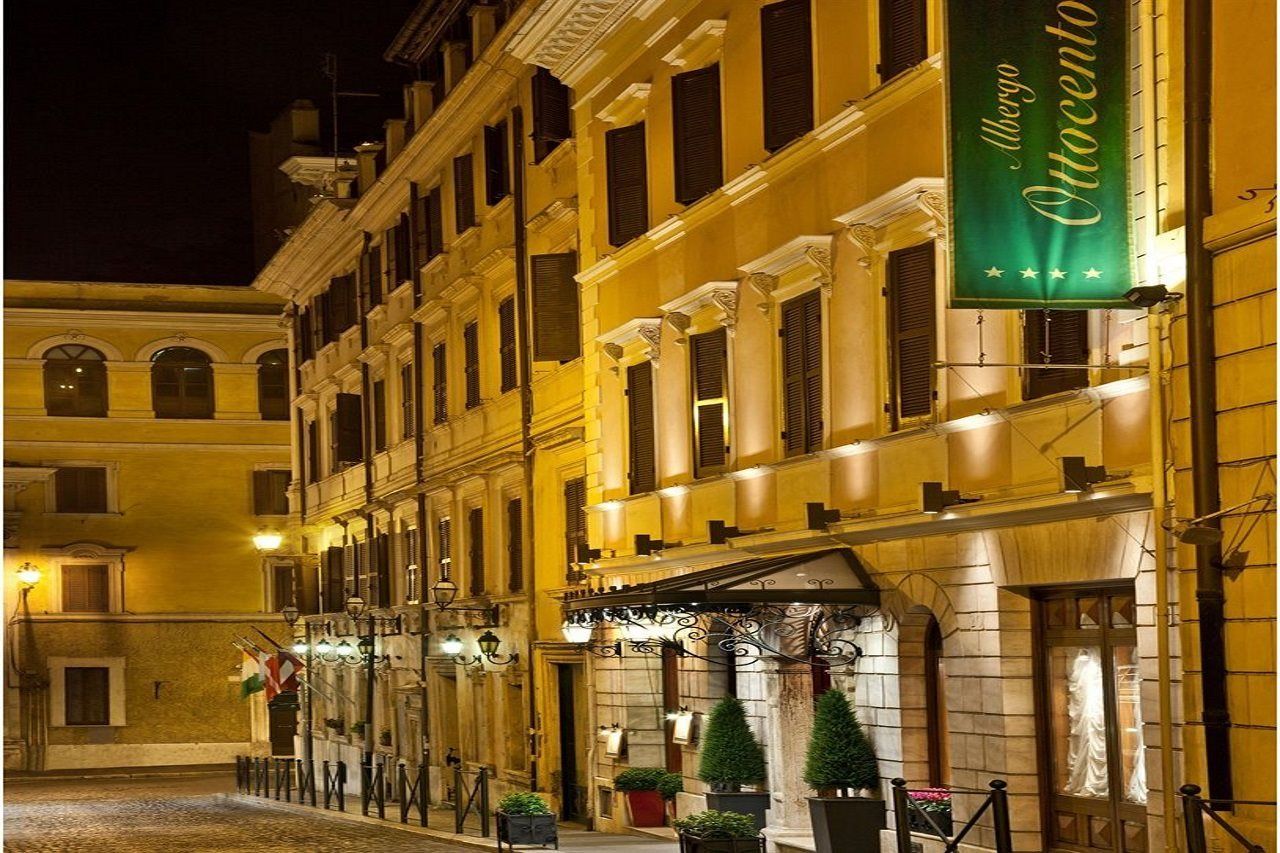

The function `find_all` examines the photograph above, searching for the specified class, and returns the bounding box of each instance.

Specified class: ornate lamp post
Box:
[281,603,311,769]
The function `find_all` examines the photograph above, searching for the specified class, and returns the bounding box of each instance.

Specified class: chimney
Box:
[409,81,435,130]
[354,142,384,196]
[287,99,320,149]
[469,4,498,57]
[442,41,468,94]
[384,119,406,163]
[334,174,357,199]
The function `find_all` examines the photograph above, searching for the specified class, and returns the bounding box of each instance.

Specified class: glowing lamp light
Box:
[335,640,354,656]
[252,531,283,552]
[291,640,309,655]
[315,639,334,654]
[431,578,459,609]
[441,634,465,656]
[561,620,594,644]
[16,563,42,587]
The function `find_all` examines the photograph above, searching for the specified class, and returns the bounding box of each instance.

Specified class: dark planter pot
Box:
[907,807,953,837]
[704,791,771,831]
[625,790,666,827]
[497,811,559,850]
[678,833,765,853]
[807,796,886,853]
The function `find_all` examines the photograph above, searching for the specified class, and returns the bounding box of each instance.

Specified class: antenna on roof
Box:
[320,53,382,189]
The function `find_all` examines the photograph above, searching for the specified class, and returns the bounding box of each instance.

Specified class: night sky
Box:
[5,0,419,286]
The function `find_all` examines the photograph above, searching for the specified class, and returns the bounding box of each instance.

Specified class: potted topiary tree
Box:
[496,791,558,851]
[804,689,885,853]
[674,810,765,853]
[614,767,669,827]
[697,697,770,829]
[658,771,684,822]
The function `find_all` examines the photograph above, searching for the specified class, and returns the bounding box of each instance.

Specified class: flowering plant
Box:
[911,788,952,816]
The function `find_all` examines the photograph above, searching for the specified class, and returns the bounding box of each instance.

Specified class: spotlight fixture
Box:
[1171,522,1224,546]
[708,520,740,544]
[1062,456,1114,493]
[806,502,841,530]
[635,534,664,556]
[1123,285,1184,309]
[921,482,978,515]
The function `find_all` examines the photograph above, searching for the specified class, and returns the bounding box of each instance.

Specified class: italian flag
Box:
[240,649,265,699]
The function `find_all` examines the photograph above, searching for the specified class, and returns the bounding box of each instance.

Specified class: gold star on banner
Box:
[1020,268,1039,279]
[1050,268,1067,279]
[1084,268,1102,279]
[984,267,1004,278]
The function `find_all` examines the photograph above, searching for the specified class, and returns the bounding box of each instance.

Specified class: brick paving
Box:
[2,774,468,852]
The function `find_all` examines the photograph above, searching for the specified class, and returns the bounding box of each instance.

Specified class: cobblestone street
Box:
[3,774,468,852]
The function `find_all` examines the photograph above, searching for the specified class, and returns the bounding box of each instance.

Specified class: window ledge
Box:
[49,511,122,518]
[534,138,575,172]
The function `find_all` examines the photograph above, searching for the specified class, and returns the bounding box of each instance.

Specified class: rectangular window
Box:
[372,379,388,452]
[605,123,649,246]
[361,245,383,310]
[672,64,723,205]
[453,153,476,234]
[307,420,320,484]
[626,360,656,494]
[299,309,315,363]
[761,0,814,152]
[563,477,586,582]
[464,321,481,409]
[437,516,453,580]
[271,562,295,612]
[879,0,927,82]
[64,667,110,726]
[404,527,420,604]
[333,393,364,465]
[374,532,390,608]
[690,327,729,475]
[887,242,936,425]
[415,185,445,262]
[253,469,290,516]
[391,214,412,287]
[532,67,571,162]
[432,343,448,424]
[468,507,485,596]
[323,546,345,612]
[506,497,523,592]
[780,290,823,455]
[54,467,107,514]
[401,363,415,439]
[310,294,329,352]
[484,121,509,205]
[1023,310,1090,400]
[329,273,357,335]
[531,252,580,362]
[61,564,109,613]
[498,297,518,392]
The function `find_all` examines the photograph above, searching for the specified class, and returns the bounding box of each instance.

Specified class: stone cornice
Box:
[252,198,360,302]
[5,308,286,332]
[506,0,646,85]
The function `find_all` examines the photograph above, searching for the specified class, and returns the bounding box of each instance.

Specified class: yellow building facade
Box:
[3,280,293,771]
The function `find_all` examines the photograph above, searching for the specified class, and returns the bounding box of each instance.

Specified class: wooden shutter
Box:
[484,122,509,205]
[64,667,110,725]
[427,186,444,259]
[606,123,649,246]
[253,470,289,515]
[780,290,823,454]
[498,297,518,392]
[307,420,320,484]
[360,245,383,310]
[453,154,475,234]
[432,342,448,423]
[374,532,391,608]
[62,564,109,612]
[468,508,485,596]
[393,214,411,286]
[563,477,586,581]
[463,321,481,408]
[299,309,314,362]
[334,392,364,464]
[672,64,723,205]
[372,380,387,452]
[1023,310,1090,399]
[405,527,420,603]
[506,498,523,592]
[532,67,571,162]
[761,0,814,152]
[879,0,927,82]
[627,360,656,494]
[531,252,581,362]
[324,546,345,611]
[437,516,453,579]
[888,242,937,424]
[330,274,357,334]
[412,191,429,262]
[691,327,729,474]
[401,363,415,438]
[311,293,329,350]
[55,467,107,513]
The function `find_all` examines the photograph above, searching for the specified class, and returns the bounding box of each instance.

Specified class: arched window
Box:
[924,616,950,787]
[43,345,107,417]
[151,347,213,419]
[257,349,289,421]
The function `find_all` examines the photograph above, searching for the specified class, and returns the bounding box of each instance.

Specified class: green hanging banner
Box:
[946,0,1136,307]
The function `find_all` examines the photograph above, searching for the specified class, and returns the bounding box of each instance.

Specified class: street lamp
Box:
[441,634,465,656]
[253,531,283,552]
[15,563,41,589]
[430,578,458,609]
[344,594,366,619]
[281,604,300,627]
[441,630,518,667]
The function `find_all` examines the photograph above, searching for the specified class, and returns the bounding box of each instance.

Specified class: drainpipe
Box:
[1183,0,1232,803]
[357,231,377,784]
[409,181,433,780]
[512,104,539,793]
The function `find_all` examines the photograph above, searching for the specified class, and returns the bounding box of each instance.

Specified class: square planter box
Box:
[808,796,886,853]
[704,792,770,831]
[497,811,559,850]
[678,834,766,853]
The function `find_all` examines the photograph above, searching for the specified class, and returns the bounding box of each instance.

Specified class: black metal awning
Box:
[563,548,880,614]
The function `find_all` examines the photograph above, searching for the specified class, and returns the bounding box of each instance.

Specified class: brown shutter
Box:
[324,546,345,611]
[888,242,937,424]
[427,186,444,259]
[463,321,481,408]
[780,290,823,454]
[363,244,383,309]
[627,360,656,494]
[372,380,387,452]
[761,0,814,152]
[563,477,587,581]
[311,294,328,350]
[405,527,420,603]
[468,507,485,596]
[691,328,729,474]
[330,274,357,334]
[432,342,448,424]
[394,214,412,286]
[453,154,475,234]
[879,0,927,82]
[506,497,523,592]
[307,420,320,484]
[605,123,649,246]
[484,122,509,205]
[531,252,581,362]
[55,467,107,513]
[437,516,453,580]
[498,297,518,392]
[672,64,723,205]
[253,470,272,515]
[375,532,390,608]
[62,564,109,612]
[532,67,571,162]
[401,362,415,438]
[299,309,314,362]
[335,392,364,464]
[253,469,289,515]
[1023,310,1090,399]
[412,191,429,262]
